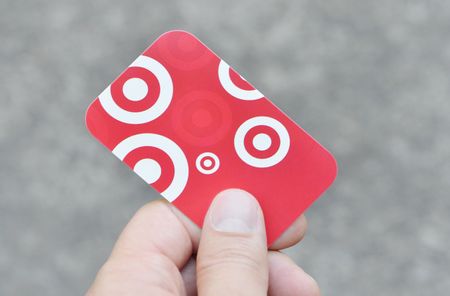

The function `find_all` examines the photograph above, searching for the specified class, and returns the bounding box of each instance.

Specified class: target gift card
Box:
[85,30,337,245]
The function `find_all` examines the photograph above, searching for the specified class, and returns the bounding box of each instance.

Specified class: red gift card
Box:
[86,30,337,245]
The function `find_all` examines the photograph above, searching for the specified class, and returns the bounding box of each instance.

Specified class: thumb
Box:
[196,189,268,296]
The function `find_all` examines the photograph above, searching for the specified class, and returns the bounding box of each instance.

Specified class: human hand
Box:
[86,189,320,295]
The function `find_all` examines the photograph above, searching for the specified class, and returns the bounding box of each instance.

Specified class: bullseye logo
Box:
[99,55,173,124]
[196,152,220,175]
[234,116,290,168]
[218,60,264,101]
[112,133,189,202]
[157,31,213,70]
[171,90,232,146]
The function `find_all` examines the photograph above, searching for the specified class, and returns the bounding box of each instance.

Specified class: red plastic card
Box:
[86,30,337,244]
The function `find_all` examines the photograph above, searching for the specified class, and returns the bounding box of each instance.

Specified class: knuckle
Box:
[136,200,167,218]
[96,253,182,296]
[197,239,266,278]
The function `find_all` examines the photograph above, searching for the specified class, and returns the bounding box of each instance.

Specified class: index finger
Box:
[110,199,196,269]
[87,200,196,296]
[112,198,308,266]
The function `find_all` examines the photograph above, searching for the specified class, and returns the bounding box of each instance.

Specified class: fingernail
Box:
[210,189,259,233]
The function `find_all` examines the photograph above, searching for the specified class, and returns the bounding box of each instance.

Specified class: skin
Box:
[86,189,320,296]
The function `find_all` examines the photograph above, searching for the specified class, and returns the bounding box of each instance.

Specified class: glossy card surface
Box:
[86,30,337,244]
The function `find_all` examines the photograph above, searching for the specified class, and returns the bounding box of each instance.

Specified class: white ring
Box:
[112,133,188,202]
[218,60,263,101]
[234,116,290,168]
[195,152,220,175]
[99,55,173,124]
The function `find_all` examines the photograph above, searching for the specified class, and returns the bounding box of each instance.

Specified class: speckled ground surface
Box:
[1,1,450,295]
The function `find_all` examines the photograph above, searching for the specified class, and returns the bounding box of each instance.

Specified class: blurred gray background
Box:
[1,0,449,295]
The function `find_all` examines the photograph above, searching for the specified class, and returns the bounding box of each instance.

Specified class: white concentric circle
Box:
[218,60,263,101]
[234,116,290,168]
[195,152,220,175]
[253,133,272,151]
[133,159,161,184]
[123,78,148,101]
[99,55,173,124]
[112,133,188,202]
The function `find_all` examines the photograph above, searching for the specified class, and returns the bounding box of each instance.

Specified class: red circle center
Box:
[192,109,212,128]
